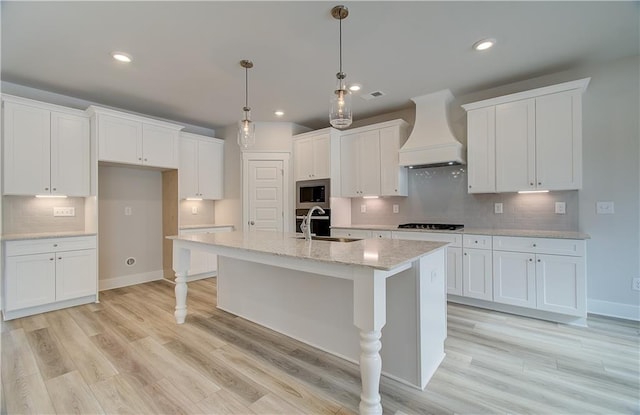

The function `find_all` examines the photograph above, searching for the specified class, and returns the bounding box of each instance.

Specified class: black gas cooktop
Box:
[398,223,464,231]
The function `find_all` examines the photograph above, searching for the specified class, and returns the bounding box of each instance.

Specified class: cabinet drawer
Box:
[331,228,372,239]
[371,231,392,239]
[5,236,96,256]
[493,236,584,256]
[463,234,492,250]
[392,231,462,247]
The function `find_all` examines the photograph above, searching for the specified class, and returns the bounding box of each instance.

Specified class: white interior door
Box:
[247,159,284,232]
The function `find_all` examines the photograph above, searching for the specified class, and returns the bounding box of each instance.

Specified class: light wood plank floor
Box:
[2,278,638,414]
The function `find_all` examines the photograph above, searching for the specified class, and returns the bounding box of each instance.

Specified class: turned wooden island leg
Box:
[353,268,388,415]
[173,244,191,324]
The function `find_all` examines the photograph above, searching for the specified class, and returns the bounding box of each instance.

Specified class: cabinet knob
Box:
[464,253,467,256]
[394,189,397,192]
[537,259,541,263]
[475,240,478,244]
[45,187,49,191]
[249,221,255,225]
[144,158,148,162]
[529,258,533,262]
[533,243,537,247]
[50,258,54,261]
[538,182,542,186]
[53,244,58,247]
[530,182,534,186]
[58,257,62,260]
[138,157,142,161]
[52,188,56,191]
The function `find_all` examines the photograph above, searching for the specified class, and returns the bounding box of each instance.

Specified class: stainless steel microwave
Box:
[296,179,330,209]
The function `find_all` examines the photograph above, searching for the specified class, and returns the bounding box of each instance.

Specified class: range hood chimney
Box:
[399,89,465,168]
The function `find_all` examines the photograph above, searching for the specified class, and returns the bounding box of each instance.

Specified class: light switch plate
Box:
[555,202,566,214]
[360,204,366,213]
[53,207,75,217]
[494,203,503,214]
[393,204,399,214]
[124,206,132,216]
[596,201,614,214]
[192,206,198,215]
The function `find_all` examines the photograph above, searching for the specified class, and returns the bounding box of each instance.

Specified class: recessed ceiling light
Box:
[274,110,284,117]
[473,38,496,51]
[348,84,362,92]
[112,52,132,63]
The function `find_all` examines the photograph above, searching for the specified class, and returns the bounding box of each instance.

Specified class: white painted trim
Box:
[1,94,87,116]
[98,270,164,291]
[2,295,96,321]
[462,78,591,111]
[86,105,184,130]
[588,298,640,321]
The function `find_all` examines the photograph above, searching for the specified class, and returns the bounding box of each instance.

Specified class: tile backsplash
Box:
[350,166,579,230]
[3,196,86,234]
[179,199,215,227]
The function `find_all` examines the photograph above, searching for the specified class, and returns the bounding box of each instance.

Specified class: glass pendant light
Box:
[238,60,256,149]
[329,5,352,129]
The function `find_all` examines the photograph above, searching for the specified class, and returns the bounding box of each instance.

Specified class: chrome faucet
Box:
[301,205,325,241]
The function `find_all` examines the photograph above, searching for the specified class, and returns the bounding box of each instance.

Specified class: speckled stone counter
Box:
[2,231,97,241]
[331,225,590,240]
[178,224,234,230]
[168,230,447,271]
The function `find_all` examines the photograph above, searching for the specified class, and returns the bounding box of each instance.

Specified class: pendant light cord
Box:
[245,66,249,110]
[339,15,343,74]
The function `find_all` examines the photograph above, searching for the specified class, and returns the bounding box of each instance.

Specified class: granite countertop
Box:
[168,231,448,271]
[179,224,235,230]
[331,224,590,240]
[2,231,98,241]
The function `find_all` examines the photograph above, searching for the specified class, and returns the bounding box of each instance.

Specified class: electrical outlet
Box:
[555,202,566,214]
[393,204,399,214]
[53,207,75,217]
[124,206,132,216]
[360,204,366,213]
[633,278,640,291]
[494,203,503,214]
[596,201,614,214]
[192,206,198,215]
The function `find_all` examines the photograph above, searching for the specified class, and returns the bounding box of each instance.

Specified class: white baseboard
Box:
[588,298,640,321]
[99,270,164,291]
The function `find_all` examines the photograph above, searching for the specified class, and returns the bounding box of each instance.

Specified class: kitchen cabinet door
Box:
[340,133,360,197]
[55,249,97,301]
[466,107,496,193]
[179,136,199,198]
[5,253,56,311]
[492,250,536,308]
[535,254,585,316]
[294,137,314,181]
[50,111,90,196]
[358,130,381,196]
[462,248,493,301]
[98,114,142,164]
[312,134,331,180]
[142,123,179,168]
[197,139,224,199]
[379,126,408,196]
[495,99,536,192]
[3,102,51,195]
[535,90,582,191]
[447,247,463,296]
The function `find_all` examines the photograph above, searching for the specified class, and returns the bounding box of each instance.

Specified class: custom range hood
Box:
[399,89,466,168]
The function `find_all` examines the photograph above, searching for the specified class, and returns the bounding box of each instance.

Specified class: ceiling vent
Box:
[361,90,386,100]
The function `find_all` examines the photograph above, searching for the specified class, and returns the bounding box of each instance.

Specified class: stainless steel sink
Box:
[295,236,361,243]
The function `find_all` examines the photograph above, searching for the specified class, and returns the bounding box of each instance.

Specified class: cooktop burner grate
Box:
[398,223,464,231]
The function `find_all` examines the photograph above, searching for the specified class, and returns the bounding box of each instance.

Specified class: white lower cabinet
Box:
[462,234,493,301]
[492,236,586,317]
[3,236,97,320]
[179,227,233,278]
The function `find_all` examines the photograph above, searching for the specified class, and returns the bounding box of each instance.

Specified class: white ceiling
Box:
[2,1,638,131]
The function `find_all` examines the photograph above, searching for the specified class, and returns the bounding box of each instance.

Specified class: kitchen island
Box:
[169,231,448,415]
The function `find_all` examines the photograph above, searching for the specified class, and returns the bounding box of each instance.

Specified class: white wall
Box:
[98,166,164,287]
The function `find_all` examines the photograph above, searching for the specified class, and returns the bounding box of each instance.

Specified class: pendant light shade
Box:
[329,5,352,129]
[238,60,256,149]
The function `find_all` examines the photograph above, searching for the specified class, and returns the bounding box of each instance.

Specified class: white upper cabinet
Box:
[179,132,224,200]
[2,96,90,196]
[88,106,183,169]
[339,119,409,197]
[462,78,589,193]
[293,131,331,181]
[465,106,496,193]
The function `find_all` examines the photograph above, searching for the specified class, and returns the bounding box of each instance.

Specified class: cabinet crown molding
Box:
[86,105,184,130]
[2,94,87,117]
[461,78,591,111]
[180,131,224,144]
